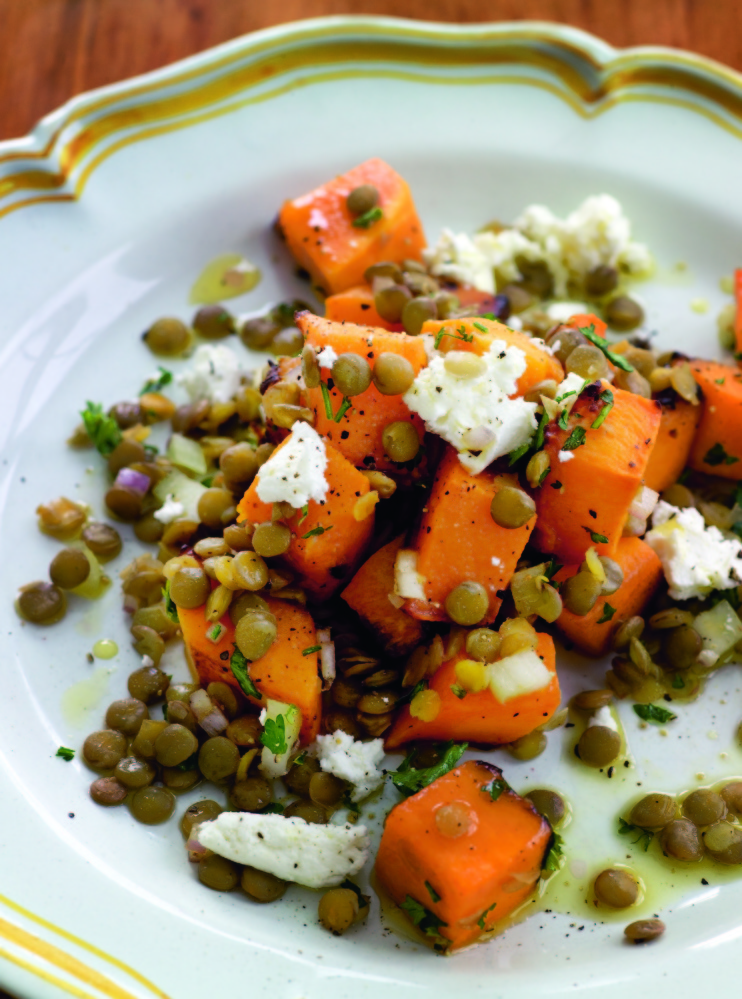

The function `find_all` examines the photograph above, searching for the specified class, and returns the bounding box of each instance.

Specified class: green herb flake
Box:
[477,901,497,930]
[557,408,569,431]
[298,504,309,524]
[162,581,179,624]
[399,896,448,948]
[543,832,564,872]
[302,645,322,656]
[229,645,262,700]
[201,475,214,488]
[508,442,531,466]
[538,464,550,486]
[597,603,616,624]
[715,378,726,385]
[293,751,307,766]
[704,442,739,467]
[544,559,563,580]
[633,703,677,724]
[472,322,488,334]
[591,389,615,430]
[433,327,474,350]
[672,674,686,689]
[397,679,428,707]
[389,741,468,796]
[262,803,285,814]
[556,389,577,403]
[533,409,549,451]
[261,714,288,755]
[561,426,587,451]
[425,881,442,903]
[450,684,467,700]
[341,789,360,818]
[80,402,123,456]
[56,746,75,762]
[302,524,332,539]
[334,396,353,423]
[352,206,383,229]
[482,776,511,802]
[618,817,654,852]
[320,382,334,420]
[206,623,224,643]
[583,527,609,544]
[176,751,199,772]
[577,324,634,372]
[140,366,173,395]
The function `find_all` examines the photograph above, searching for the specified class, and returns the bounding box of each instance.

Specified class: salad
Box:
[16,157,742,953]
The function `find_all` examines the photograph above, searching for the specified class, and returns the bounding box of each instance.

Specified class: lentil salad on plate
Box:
[14,155,742,956]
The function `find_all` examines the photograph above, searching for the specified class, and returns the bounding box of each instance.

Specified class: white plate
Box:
[2,16,742,999]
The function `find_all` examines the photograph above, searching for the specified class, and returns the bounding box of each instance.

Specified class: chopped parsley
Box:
[577,324,634,372]
[206,623,224,643]
[596,603,616,624]
[334,396,353,422]
[262,802,285,814]
[715,377,726,385]
[543,832,564,872]
[293,751,307,766]
[302,645,322,656]
[450,684,467,699]
[672,674,686,689]
[633,703,677,724]
[557,408,569,430]
[229,645,262,700]
[555,389,578,403]
[162,581,179,624]
[561,426,587,451]
[397,678,428,706]
[176,751,199,771]
[261,714,288,755]
[433,326,474,350]
[319,382,353,422]
[544,559,563,580]
[533,409,549,450]
[618,817,654,852]
[703,442,739,466]
[298,504,309,524]
[584,527,609,544]
[425,881,442,903]
[591,388,614,429]
[56,746,75,761]
[352,206,383,228]
[477,901,497,930]
[140,366,173,395]
[302,524,332,539]
[508,442,531,465]
[472,321,488,334]
[399,896,448,949]
[482,776,511,801]
[80,401,123,456]
[389,741,468,796]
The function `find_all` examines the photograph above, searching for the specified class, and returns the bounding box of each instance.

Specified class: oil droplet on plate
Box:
[92,639,118,659]
[190,254,261,304]
[690,297,709,314]
[61,669,112,727]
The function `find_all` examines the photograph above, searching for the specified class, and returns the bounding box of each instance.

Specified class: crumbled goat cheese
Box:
[423,195,651,298]
[153,493,185,524]
[196,812,370,889]
[588,705,618,731]
[558,450,575,463]
[316,345,339,370]
[547,301,590,324]
[308,208,329,229]
[177,344,245,404]
[403,339,537,474]
[394,549,427,600]
[313,730,385,802]
[255,422,328,508]
[645,501,742,600]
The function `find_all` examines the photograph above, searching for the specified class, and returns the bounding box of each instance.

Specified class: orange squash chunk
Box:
[375,759,552,951]
[644,395,701,493]
[404,447,535,624]
[324,284,398,330]
[297,311,427,471]
[277,158,426,295]
[553,538,663,657]
[237,436,375,599]
[341,535,425,656]
[689,360,742,479]
[419,316,563,397]
[385,632,559,748]
[178,597,321,743]
[533,382,662,564]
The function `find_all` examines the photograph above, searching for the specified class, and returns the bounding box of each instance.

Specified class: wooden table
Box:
[1,0,742,141]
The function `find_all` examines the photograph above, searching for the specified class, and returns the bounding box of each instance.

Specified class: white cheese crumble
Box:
[316,345,339,370]
[394,549,427,600]
[153,493,185,524]
[313,730,385,802]
[645,501,742,600]
[588,705,618,731]
[196,812,370,889]
[403,339,537,474]
[308,207,329,229]
[255,422,328,508]
[558,450,575,463]
[423,195,652,298]
[177,344,245,404]
[547,301,590,324]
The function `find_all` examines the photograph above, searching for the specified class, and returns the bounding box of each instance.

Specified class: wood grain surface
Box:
[1,0,742,142]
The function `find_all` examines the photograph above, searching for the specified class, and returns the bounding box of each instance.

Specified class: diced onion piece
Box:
[487,649,553,703]
[317,628,336,690]
[394,549,426,600]
[388,592,405,609]
[461,425,495,450]
[584,546,606,582]
[114,467,150,496]
[189,689,228,736]
[629,485,659,523]
[693,599,742,663]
